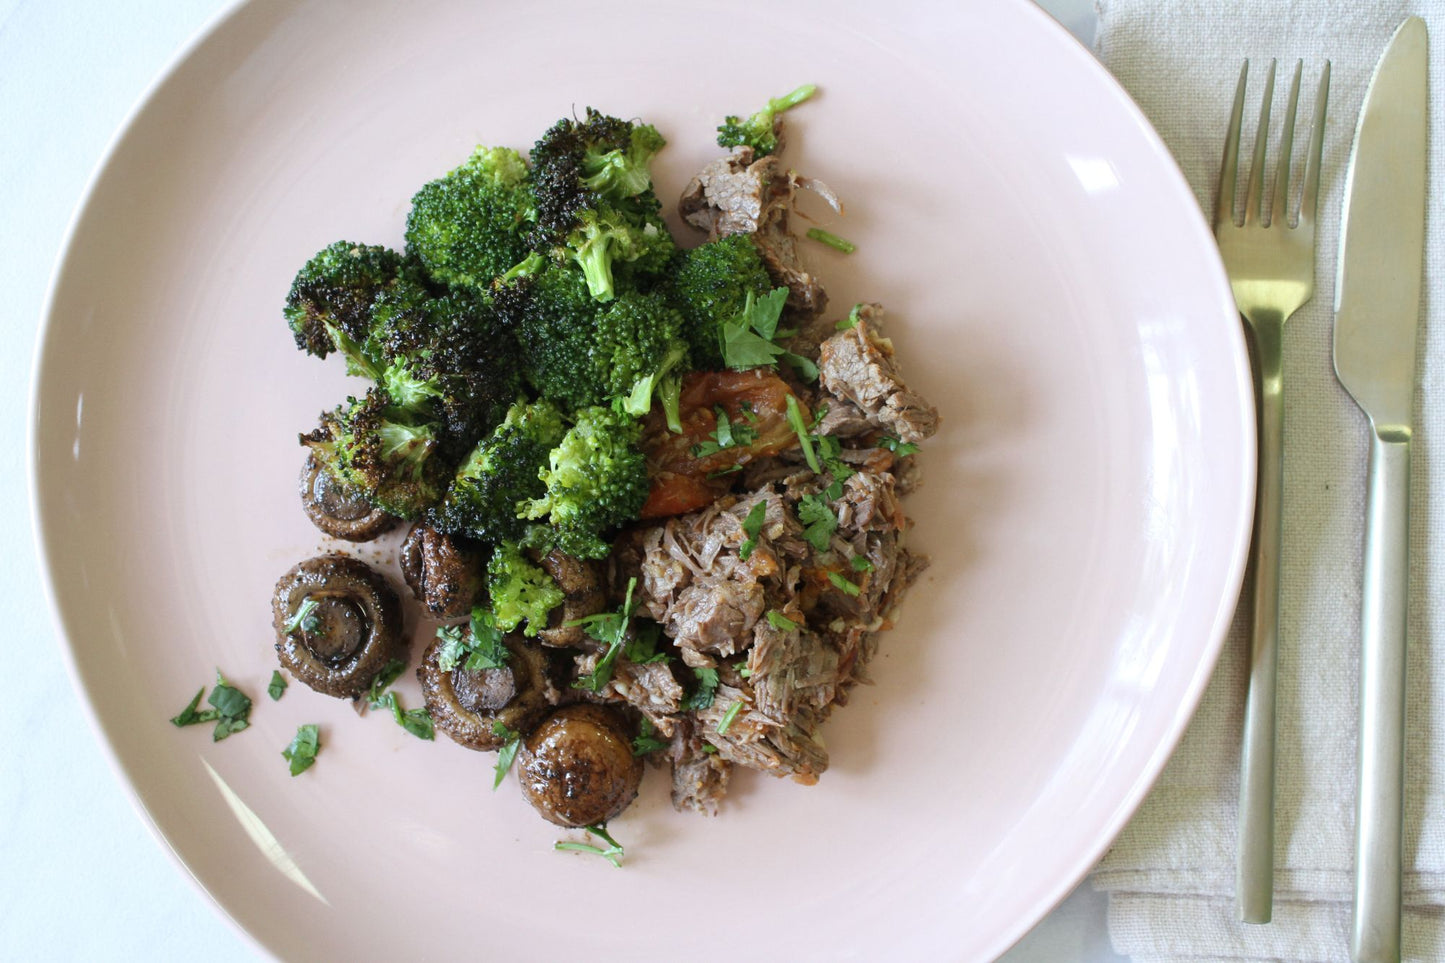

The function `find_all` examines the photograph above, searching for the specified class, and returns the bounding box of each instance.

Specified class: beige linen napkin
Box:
[1087,1,1445,961]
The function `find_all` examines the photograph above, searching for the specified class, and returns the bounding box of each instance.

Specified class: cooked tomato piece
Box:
[640,370,810,518]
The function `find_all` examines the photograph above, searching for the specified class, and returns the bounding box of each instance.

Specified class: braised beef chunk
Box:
[668,720,732,815]
[818,304,941,444]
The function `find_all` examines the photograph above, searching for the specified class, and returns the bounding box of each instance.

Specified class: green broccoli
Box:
[429,399,567,543]
[521,406,649,559]
[594,291,689,429]
[671,235,776,368]
[283,241,418,375]
[486,541,565,637]
[562,205,675,302]
[529,109,665,244]
[372,291,522,455]
[405,145,536,293]
[497,264,606,410]
[303,388,448,519]
[716,84,817,157]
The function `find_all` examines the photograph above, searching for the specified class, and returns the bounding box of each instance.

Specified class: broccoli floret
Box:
[303,388,448,519]
[429,399,567,543]
[530,109,665,245]
[405,146,536,293]
[372,290,523,455]
[563,205,676,302]
[671,235,775,369]
[521,406,648,559]
[486,541,565,637]
[716,84,817,157]
[595,291,690,429]
[283,241,417,375]
[499,264,606,410]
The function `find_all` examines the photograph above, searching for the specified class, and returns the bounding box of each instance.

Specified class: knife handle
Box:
[1237,321,1284,925]
[1351,430,1410,963]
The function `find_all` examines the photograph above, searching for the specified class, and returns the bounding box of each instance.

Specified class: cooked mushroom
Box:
[272,554,405,699]
[298,453,398,542]
[517,704,643,827]
[418,630,554,751]
[534,550,606,648]
[399,523,485,620]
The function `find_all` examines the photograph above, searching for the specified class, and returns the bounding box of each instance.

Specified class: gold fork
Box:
[1214,57,1330,925]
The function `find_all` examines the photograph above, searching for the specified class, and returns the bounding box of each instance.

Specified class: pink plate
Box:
[30,0,1251,959]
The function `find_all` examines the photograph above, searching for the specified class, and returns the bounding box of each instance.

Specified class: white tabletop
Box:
[0,1,1121,959]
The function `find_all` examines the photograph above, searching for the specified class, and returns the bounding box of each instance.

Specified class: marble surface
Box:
[0,1,1121,959]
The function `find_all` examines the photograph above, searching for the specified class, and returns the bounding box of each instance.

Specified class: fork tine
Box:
[1217,61,1249,227]
[1270,61,1303,227]
[1298,61,1332,227]
[1243,60,1277,224]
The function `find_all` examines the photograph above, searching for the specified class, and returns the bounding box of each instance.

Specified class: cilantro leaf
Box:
[806,227,856,253]
[554,823,625,868]
[766,610,799,632]
[738,499,768,561]
[283,596,321,636]
[683,666,719,711]
[623,620,671,665]
[851,555,874,573]
[827,571,862,597]
[836,303,865,331]
[784,395,821,473]
[282,724,320,776]
[716,700,744,735]
[169,687,211,728]
[719,288,790,369]
[492,721,522,789]
[572,578,638,692]
[879,434,920,457]
[464,608,509,670]
[631,717,668,756]
[267,671,287,701]
[797,493,838,552]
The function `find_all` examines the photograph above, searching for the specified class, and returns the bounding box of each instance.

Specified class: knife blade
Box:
[1332,16,1429,963]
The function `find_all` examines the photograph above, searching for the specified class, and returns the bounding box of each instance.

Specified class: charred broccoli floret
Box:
[529,109,665,244]
[499,264,605,409]
[283,241,420,376]
[303,388,448,520]
[715,84,817,157]
[671,235,776,369]
[405,146,536,294]
[429,399,567,543]
[521,406,648,559]
[486,541,565,637]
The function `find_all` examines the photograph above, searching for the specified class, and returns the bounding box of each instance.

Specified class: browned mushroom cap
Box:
[534,550,606,648]
[399,523,485,620]
[272,554,405,699]
[298,454,398,542]
[418,630,554,751]
[517,704,643,827]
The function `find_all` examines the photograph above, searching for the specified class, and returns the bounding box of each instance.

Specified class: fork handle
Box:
[1237,319,1284,924]
[1351,431,1410,963]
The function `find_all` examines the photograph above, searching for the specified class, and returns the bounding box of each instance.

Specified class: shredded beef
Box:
[818,305,940,443]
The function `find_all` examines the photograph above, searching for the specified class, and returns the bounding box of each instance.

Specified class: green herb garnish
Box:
[683,666,720,711]
[785,395,821,473]
[851,555,874,573]
[623,619,671,665]
[827,571,862,597]
[836,303,865,331]
[738,499,768,561]
[465,608,509,670]
[879,434,920,457]
[492,721,521,789]
[766,610,799,632]
[267,671,288,701]
[282,724,320,776]
[720,288,790,369]
[806,228,856,253]
[716,700,744,735]
[554,823,625,868]
[572,578,638,692]
[632,717,669,756]
[797,493,838,552]
[365,659,433,740]
[170,670,253,742]
[282,597,321,636]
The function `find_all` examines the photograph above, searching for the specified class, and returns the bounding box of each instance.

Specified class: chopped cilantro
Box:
[827,571,862,597]
[785,395,821,473]
[465,608,509,670]
[701,743,719,754]
[836,303,865,331]
[282,596,321,636]
[282,724,320,776]
[170,671,252,742]
[766,610,799,632]
[435,624,469,672]
[738,499,768,561]
[683,666,719,711]
[267,671,288,701]
[720,288,790,369]
[781,350,819,382]
[691,407,758,458]
[797,493,838,552]
[572,578,638,692]
[851,555,874,573]
[879,434,920,457]
[623,620,671,665]
[806,227,856,253]
[554,823,625,868]
[716,700,744,735]
[631,717,668,756]
[366,659,433,740]
[492,721,521,789]
[707,464,745,478]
